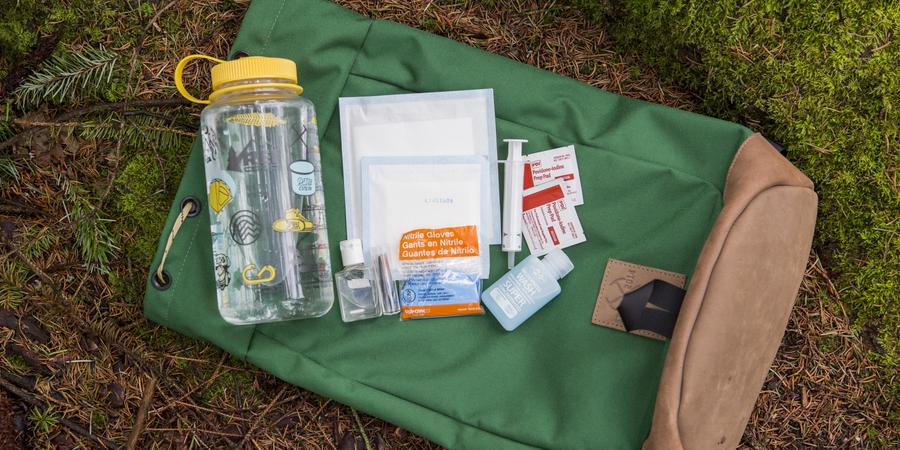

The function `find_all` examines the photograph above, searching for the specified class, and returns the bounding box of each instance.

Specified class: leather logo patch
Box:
[592,259,685,341]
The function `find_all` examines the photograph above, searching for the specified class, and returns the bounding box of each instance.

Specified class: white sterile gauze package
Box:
[339,89,501,245]
[361,156,490,280]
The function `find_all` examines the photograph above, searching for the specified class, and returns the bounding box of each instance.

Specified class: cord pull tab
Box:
[174,54,224,104]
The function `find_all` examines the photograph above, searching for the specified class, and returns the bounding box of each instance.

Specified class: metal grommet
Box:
[151,270,172,291]
[180,197,201,218]
[232,50,249,59]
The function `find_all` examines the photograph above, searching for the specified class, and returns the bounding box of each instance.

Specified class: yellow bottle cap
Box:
[175,54,303,104]
[211,56,297,89]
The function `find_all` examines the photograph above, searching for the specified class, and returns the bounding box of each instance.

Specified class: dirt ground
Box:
[0,0,896,448]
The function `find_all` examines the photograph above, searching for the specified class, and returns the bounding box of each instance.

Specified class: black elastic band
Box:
[617,279,686,338]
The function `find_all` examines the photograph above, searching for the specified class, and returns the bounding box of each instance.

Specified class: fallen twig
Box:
[0,308,51,344]
[126,375,158,450]
[0,98,188,152]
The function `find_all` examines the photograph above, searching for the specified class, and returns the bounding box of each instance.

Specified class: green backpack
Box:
[144,0,817,448]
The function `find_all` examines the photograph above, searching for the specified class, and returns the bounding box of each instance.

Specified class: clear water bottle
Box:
[176,54,333,324]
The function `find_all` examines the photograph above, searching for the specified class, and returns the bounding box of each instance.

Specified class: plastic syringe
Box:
[502,139,528,269]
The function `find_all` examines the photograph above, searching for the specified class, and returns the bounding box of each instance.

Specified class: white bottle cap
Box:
[541,249,574,280]
[339,239,365,266]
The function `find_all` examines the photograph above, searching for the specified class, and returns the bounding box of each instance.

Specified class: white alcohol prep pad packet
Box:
[339,90,501,245]
[360,155,491,280]
[524,145,583,206]
[521,179,586,256]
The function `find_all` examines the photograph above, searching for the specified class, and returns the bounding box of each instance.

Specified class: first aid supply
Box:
[360,155,491,279]
[400,270,484,319]
[339,90,501,245]
[335,239,383,322]
[175,55,332,324]
[522,179,586,256]
[524,145,583,206]
[376,251,401,315]
[481,249,574,331]
[502,139,528,269]
[395,225,486,319]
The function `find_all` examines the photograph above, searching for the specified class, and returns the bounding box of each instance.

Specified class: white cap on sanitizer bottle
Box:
[541,249,574,280]
[339,239,365,266]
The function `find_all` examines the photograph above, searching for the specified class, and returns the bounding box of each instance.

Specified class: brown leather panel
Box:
[644,133,818,449]
[679,186,817,448]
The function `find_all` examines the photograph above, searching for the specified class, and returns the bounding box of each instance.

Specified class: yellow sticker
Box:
[226,113,286,127]
[241,264,276,285]
[273,208,314,232]
[208,179,232,214]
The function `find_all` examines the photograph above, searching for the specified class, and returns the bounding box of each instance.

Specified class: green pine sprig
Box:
[78,113,191,150]
[59,178,119,274]
[15,45,118,108]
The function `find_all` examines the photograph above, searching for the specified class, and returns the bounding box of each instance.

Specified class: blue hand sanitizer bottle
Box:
[482,249,574,331]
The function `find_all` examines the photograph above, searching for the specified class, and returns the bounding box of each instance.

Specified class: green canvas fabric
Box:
[144,0,753,448]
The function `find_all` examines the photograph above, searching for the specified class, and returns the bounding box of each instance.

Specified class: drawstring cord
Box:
[156,202,194,284]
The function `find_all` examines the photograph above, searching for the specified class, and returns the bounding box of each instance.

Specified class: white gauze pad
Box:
[339,89,500,245]
[361,156,491,280]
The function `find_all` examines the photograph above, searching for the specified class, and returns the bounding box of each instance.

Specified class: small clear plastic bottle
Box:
[176,55,333,324]
[335,239,382,322]
[481,249,574,331]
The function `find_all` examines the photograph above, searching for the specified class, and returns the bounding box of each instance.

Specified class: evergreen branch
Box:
[77,114,193,150]
[0,98,188,152]
[58,178,119,273]
[14,45,118,109]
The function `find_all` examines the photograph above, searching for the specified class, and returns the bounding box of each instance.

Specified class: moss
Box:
[0,2,42,65]
[573,0,900,377]
[102,75,128,102]
[90,411,108,431]
[202,370,258,405]
[114,152,175,266]
[4,355,29,372]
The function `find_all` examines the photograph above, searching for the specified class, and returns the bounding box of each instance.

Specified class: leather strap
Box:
[617,279,686,338]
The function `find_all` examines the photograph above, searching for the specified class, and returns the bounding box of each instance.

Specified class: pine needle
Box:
[0,122,15,180]
[0,158,16,181]
[15,45,118,109]
[0,261,27,309]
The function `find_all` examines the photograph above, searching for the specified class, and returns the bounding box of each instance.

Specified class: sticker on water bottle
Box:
[290,160,316,195]
[230,210,261,245]
[273,208,314,233]
[214,253,231,291]
[241,263,276,285]
[208,179,232,214]
[226,112,286,127]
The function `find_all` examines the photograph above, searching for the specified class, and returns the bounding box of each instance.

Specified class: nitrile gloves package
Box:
[360,155,489,319]
[339,89,501,245]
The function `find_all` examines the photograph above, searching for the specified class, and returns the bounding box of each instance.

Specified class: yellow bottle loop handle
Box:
[175,54,224,105]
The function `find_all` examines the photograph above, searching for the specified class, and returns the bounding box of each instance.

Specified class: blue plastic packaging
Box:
[399,270,484,319]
